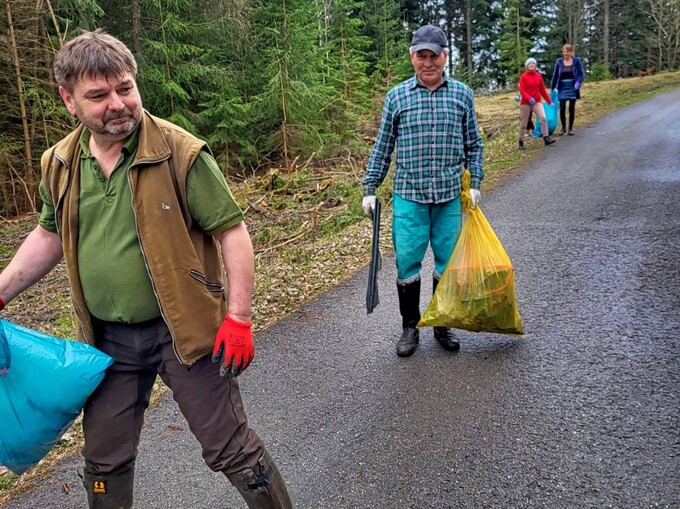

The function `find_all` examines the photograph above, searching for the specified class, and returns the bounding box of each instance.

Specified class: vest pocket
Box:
[189,269,224,293]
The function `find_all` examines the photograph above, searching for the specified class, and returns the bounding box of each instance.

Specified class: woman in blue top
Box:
[550,44,585,135]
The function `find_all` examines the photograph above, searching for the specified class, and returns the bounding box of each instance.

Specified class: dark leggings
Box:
[560,99,576,130]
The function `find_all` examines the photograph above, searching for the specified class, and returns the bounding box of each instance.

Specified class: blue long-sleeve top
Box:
[550,56,585,91]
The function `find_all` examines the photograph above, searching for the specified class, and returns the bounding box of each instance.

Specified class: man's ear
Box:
[58,86,77,115]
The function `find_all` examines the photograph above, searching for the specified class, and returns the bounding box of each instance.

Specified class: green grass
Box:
[0,476,13,490]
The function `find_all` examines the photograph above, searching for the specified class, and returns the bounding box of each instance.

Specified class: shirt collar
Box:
[78,128,140,159]
[409,74,450,91]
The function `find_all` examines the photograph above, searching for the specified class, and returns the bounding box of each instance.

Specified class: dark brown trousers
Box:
[82,317,264,477]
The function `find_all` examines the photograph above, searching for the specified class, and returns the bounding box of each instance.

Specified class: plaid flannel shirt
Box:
[363,75,484,203]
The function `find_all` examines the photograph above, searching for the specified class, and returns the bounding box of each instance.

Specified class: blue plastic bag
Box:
[0,319,113,475]
[533,89,559,137]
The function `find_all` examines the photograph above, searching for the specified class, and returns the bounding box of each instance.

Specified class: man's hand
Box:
[470,189,481,209]
[212,315,254,378]
[529,98,536,105]
[362,196,376,218]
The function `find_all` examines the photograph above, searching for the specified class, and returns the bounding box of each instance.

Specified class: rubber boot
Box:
[396,279,420,357]
[518,140,525,150]
[543,135,556,146]
[432,277,460,351]
[83,467,134,509]
[225,450,293,509]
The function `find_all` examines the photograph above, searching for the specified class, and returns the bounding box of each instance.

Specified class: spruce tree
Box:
[497,0,534,87]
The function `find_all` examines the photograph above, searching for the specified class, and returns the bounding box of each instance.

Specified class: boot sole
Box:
[437,342,460,352]
[434,336,461,352]
[396,348,417,357]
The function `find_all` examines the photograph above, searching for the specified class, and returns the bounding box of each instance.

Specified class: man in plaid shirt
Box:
[362,24,484,357]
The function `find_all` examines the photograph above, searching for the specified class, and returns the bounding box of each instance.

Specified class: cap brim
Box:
[411,43,443,55]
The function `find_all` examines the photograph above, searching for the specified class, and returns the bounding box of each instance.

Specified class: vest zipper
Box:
[126,159,186,365]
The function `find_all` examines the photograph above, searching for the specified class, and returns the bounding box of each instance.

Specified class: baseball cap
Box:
[410,25,448,55]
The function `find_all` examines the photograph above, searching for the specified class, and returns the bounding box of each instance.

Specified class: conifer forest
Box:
[1,0,679,217]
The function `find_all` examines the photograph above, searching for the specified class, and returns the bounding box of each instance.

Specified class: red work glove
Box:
[211,315,254,378]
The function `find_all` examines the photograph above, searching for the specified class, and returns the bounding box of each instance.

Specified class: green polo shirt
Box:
[38,128,243,323]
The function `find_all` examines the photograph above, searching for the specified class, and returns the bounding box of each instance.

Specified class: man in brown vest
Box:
[0,30,292,509]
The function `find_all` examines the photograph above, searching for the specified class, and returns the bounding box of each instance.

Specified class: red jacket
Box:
[519,70,552,105]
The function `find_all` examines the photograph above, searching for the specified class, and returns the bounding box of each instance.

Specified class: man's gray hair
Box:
[54,29,137,92]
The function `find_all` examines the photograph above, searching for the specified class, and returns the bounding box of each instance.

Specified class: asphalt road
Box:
[4,89,680,509]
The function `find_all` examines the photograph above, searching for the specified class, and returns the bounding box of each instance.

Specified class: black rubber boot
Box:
[518,140,525,150]
[543,135,556,146]
[432,277,460,351]
[225,450,293,509]
[396,279,421,357]
[83,467,134,509]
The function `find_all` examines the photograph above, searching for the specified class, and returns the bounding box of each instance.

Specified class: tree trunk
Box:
[132,0,142,53]
[279,0,290,169]
[43,0,62,44]
[516,3,522,75]
[603,0,610,68]
[466,0,472,76]
[5,0,36,210]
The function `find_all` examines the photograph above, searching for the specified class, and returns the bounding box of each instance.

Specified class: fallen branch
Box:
[255,221,310,258]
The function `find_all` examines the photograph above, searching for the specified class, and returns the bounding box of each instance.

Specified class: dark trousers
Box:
[82,317,264,477]
[560,99,576,129]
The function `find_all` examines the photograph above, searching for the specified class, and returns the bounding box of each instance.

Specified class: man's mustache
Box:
[103,110,133,122]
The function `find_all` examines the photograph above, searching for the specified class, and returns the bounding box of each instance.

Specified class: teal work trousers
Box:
[392,193,462,283]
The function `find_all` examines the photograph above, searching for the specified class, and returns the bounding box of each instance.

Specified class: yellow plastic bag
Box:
[418,171,524,335]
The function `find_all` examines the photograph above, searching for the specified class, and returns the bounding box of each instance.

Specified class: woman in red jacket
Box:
[518,57,556,150]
